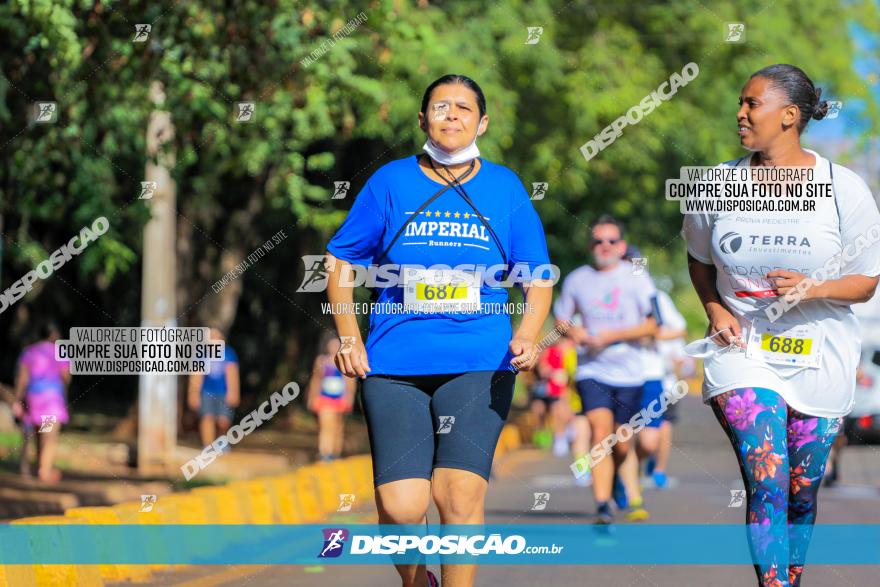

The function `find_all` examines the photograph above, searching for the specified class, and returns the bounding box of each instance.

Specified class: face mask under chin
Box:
[423,136,480,167]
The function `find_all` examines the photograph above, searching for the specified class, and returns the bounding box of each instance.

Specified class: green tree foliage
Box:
[1,0,877,411]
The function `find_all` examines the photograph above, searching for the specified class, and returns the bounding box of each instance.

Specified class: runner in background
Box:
[534,337,574,457]
[187,328,240,449]
[643,289,689,488]
[612,244,656,521]
[307,334,356,461]
[528,365,554,450]
[554,215,658,525]
[563,319,593,487]
[13,322,70,483]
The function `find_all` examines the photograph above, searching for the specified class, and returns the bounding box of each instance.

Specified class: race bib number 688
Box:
[746,318,822,369]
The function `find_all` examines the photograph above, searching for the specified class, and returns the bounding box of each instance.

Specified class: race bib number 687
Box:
[403,269,481,313]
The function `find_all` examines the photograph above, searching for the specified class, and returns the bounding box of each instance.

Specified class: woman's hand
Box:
[767,269,815,303]
[706,302,745,348]
[509,335,540,371]
[583,331,613,354]
[567,326,590,345]
[334,338,371,379]
[12,400,24,420]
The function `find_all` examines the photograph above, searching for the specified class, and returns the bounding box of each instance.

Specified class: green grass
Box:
[171,477,226,492]
[0,432,22,449]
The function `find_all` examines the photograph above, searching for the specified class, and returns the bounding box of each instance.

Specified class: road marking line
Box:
[169,565,271,587]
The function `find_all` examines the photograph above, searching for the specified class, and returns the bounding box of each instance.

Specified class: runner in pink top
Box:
[14,323,70,482]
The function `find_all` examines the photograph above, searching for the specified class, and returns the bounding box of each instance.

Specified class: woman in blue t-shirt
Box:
[325,74,553,587]
[187,328,240,448]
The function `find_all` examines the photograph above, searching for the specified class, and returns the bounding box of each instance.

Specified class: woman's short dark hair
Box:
[750,64,830,132]
[593,214,625,239]
[420,74,487,119]
[40,321,61,340]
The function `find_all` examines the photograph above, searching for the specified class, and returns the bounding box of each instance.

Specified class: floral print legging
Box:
[711,387,842,587]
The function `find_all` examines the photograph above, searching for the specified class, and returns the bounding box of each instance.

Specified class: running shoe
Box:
[625,497,651,522]
[594,502,613,525]
[574,471,592,487]
[552,436,569,458]
[612,474,628,510]
[645,456,656,476]
[652,471,668,489]
[427,569,439,586]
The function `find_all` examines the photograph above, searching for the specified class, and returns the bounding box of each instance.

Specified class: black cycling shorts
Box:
[361,370,515,487]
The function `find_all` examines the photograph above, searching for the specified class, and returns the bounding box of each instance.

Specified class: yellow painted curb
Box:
[262,475,303,523]
[336,457,374,511]
[188,485,253,552]
[328,459,358,505]
[112,502,174,573]
[5,456,385,586]
[494,435,508,459]
[159,494,209,524]
[502,424,521,450]
[498,424,522,457]
[227,480,275,524]
[190,486,247,524]
[286,469,323,522]
[353,460,373,500]
[356,455,375,491]
[64,506,152,583]
[6,515,104,587]
[159,493,221,561]
[303,463,341,514]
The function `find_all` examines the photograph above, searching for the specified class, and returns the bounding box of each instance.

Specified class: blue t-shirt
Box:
[327,156,551,375]
[201,346,238,396]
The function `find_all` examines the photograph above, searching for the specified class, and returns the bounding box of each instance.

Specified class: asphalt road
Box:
[131,394,880,586]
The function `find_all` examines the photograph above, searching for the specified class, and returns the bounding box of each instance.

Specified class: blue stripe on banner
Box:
[0,524,879,565]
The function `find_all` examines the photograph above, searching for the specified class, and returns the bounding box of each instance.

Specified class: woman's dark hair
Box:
[40,321,61,340]
[420,74,487,118]
[750,64,830,132]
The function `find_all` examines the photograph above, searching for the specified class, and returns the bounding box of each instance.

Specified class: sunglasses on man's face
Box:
[591,238,620,247]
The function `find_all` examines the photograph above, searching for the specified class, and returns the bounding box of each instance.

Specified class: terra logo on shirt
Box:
[718,231,812,256]
[719,231,742,254]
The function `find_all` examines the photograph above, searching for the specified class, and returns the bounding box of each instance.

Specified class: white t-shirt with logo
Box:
[682,150,880,417]
[554,261,657,386]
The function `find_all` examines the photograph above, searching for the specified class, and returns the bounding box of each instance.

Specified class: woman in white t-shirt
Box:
[683,64,880,587]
